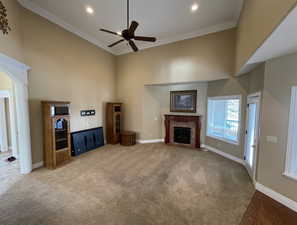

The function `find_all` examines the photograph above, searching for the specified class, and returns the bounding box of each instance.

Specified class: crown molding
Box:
[115,21,237,55]
[18,0,238,56]
[17,0,114,54]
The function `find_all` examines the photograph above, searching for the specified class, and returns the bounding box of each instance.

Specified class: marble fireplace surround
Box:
[164,115,201,149]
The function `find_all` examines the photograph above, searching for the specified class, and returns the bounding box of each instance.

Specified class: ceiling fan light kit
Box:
[100,0,157,52]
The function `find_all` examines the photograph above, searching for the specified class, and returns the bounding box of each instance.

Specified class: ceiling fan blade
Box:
[108,39,125,48]
[129,21,139,34]
[129,40,138,52]
[134,36,157,42]
[100,28,121,36]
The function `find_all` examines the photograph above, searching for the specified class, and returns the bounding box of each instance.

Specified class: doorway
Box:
[0,53,32,174]
[244,92,261,183]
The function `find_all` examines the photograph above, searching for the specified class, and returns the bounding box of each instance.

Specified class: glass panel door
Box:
[244,95,260,181]
[55,118,68,150]
[246,104,256,168]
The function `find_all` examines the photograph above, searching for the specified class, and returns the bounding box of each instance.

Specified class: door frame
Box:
[244,92,261,184]
[0,53,32,174]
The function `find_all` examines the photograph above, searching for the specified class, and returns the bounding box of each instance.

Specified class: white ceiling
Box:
[238,4,297,75]
[18,0,244,55]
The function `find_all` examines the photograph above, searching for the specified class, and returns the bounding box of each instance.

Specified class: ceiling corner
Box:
[17,0,116,55]
[234,0,245,24]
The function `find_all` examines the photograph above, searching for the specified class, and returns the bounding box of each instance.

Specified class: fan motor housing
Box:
[122,29,132,40]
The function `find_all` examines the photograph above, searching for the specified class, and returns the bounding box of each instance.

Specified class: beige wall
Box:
[258,52,297,202]
[248,64,265,94]
[206,64,265,159]
[236,0,297,73]
[0,0,24,62]
[141,82,208,142]
[21,9,116,163]
[0,2,116,163]
[206,76,249,158]
[116,29,236,141]
[116,29,236,86]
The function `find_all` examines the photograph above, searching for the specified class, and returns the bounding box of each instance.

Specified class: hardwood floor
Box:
[240,191,297,225]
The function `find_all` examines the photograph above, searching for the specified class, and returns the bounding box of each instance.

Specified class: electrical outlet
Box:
[266,136,278,144]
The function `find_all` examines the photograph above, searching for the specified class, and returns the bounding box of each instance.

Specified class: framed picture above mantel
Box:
[170,90,197,113]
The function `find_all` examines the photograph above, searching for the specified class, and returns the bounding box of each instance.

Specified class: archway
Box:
[0,53,32,174]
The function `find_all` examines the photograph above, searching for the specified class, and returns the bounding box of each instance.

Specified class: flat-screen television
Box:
[54,106,69,116]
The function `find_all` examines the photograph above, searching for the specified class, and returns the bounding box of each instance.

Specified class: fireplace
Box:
[165,115,201,149]
[174,127,191,144]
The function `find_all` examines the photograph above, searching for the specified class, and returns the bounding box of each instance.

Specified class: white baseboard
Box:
[202,144,245,165]
[137,139,164,144]
[32,161,44,169]
[256,182,297,213]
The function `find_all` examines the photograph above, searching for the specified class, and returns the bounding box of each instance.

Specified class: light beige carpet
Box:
[0,143,254,225]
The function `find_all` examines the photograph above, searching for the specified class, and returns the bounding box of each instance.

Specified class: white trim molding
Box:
[284,86,297,180]
[202,144,245,165]
[0,53,32,174]
[256,183,297,213]
[32,161,44,170]
[0,53,30,84]
[137,139,164,144]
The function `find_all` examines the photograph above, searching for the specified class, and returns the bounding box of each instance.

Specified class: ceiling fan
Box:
[100,0,157,52]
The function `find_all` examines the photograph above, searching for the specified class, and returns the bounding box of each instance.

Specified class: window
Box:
[285,86,297,180]
[207,95,241,145]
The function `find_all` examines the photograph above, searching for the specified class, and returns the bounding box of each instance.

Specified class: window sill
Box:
[206,134,239,146]
[283,172,297,183]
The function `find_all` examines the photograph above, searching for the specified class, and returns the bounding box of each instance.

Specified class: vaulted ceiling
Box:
[18,0,244,55]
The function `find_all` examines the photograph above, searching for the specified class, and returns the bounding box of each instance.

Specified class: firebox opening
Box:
[174,127,191,144]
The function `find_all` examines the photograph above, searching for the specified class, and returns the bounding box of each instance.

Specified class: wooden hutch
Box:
[106,103,123,144]
[42,101,71,169]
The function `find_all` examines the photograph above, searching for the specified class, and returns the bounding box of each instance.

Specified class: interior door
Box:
[0,97,8,152]
[244,94,261,181]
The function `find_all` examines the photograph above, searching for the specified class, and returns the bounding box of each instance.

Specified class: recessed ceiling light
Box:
[191,3,199,12]
[86,6,94,14]
[117,31,122,35]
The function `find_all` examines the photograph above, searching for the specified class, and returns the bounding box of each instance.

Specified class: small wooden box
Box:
[120,131,136,146]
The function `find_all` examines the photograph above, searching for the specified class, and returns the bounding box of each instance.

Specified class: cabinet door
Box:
[85,131,95,151]
[72,133,86,156]
[93,128,104,148]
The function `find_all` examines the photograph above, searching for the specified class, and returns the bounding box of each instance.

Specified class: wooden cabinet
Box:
[106,103,122,144]
[42,101,71,169]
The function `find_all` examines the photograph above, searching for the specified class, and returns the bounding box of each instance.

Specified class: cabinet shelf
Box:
[56,138,67,142]
[56,129,67,132]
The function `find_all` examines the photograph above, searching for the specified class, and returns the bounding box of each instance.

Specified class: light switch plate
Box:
[267,136,278,144]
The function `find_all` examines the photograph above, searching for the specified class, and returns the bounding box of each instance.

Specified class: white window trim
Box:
[284,86,297,181]
[207,95,242,146]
